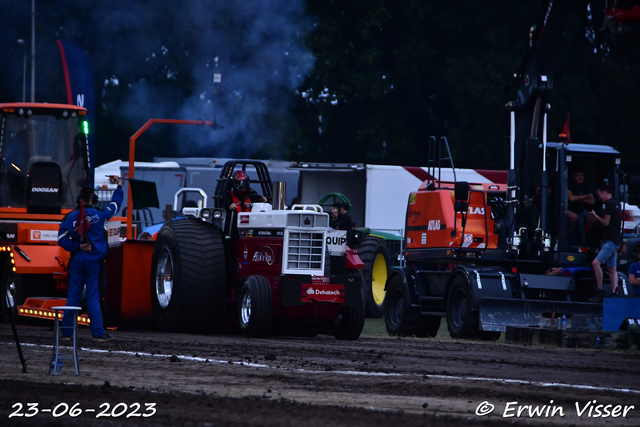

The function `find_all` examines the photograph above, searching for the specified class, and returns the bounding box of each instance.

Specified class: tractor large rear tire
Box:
[384,274,440,337]
[238,275,273,338]
[151,219,227,334]
[355,237,390,318]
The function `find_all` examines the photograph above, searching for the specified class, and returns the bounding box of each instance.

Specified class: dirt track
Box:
[1,322,639,426]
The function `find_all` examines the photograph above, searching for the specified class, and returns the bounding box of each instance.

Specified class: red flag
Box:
[73,200,90,241]
[558,112,571,145]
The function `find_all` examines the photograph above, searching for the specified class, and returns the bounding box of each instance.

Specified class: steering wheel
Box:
[239,193,265,212]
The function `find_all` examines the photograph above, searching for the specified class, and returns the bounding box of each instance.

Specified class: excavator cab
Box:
[549,143,621,251]
[517,141,621,256]
[0,104,89,212]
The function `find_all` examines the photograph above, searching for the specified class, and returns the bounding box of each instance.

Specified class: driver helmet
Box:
[232,170,249,193]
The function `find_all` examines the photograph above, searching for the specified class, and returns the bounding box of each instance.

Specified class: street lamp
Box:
[31,0,36,102]
[17,39,26,102]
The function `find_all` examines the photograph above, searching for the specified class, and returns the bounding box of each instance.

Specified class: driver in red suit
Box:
[228,170,266,212]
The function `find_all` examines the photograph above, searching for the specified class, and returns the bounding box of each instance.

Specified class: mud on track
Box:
[1,323,639,426]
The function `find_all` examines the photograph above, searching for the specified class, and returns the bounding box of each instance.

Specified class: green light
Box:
[83,121,89,135]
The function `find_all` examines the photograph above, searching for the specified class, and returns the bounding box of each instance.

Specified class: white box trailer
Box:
[96,158,300,231]
[99,157,506,234]
[154,157,300,206]
[96,157,506,318]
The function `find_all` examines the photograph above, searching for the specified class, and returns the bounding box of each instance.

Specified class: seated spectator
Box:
[627,260,640,296]
[138,231,154,241]
[567,168,597,244]
[329,205,340,229]
[547,266,591,276]
[289,196,302,210]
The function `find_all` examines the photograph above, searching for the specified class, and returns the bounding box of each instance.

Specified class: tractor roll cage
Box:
[213,160,273,209]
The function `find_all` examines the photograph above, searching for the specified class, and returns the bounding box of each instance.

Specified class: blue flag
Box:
[57,40,96,187]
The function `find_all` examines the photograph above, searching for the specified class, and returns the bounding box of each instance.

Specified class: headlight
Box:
[201,209,212,219]
[213,209,223,219]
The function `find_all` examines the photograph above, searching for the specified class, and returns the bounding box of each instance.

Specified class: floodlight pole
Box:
[17,39,26,102]
[31,0,35,102]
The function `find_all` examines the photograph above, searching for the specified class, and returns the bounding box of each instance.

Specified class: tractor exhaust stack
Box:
[273,181,286,210]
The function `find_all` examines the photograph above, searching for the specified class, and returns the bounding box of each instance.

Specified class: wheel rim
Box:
[388,288,403,326]
[241,290,252,325]
[451,289,467,329]
[155,248,174,308]
[371,253,388,306]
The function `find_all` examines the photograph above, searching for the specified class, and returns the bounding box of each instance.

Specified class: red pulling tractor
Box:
[143,160,366,339]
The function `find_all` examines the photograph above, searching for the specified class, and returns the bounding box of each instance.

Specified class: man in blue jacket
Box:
[58,176,124,341]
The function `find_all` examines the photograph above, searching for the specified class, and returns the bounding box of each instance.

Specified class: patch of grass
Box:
[362,318,387,337]
[362,317,505,343]
[362,317,452,339]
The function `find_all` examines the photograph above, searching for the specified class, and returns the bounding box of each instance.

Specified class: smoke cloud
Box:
[2,0,315,160]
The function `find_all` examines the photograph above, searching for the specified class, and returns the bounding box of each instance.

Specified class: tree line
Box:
[1,1,638,172]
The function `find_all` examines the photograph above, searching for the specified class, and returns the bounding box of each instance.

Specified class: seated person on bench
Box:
[567,168,597,243]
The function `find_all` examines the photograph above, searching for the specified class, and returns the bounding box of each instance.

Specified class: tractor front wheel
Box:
[384,274,440,337]
[335,270,365,340]
[446,274,479,339]
[238,275,272,338]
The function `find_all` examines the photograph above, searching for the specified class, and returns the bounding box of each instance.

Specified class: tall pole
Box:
[17,39,26,102]
[30,0,35,102]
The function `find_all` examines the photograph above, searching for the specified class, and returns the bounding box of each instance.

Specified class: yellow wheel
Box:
[371,252,388,307]
[355,237,390,317]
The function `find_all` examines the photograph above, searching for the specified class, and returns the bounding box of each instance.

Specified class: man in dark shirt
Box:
[337,203,354,244]
[589,185,621,302]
